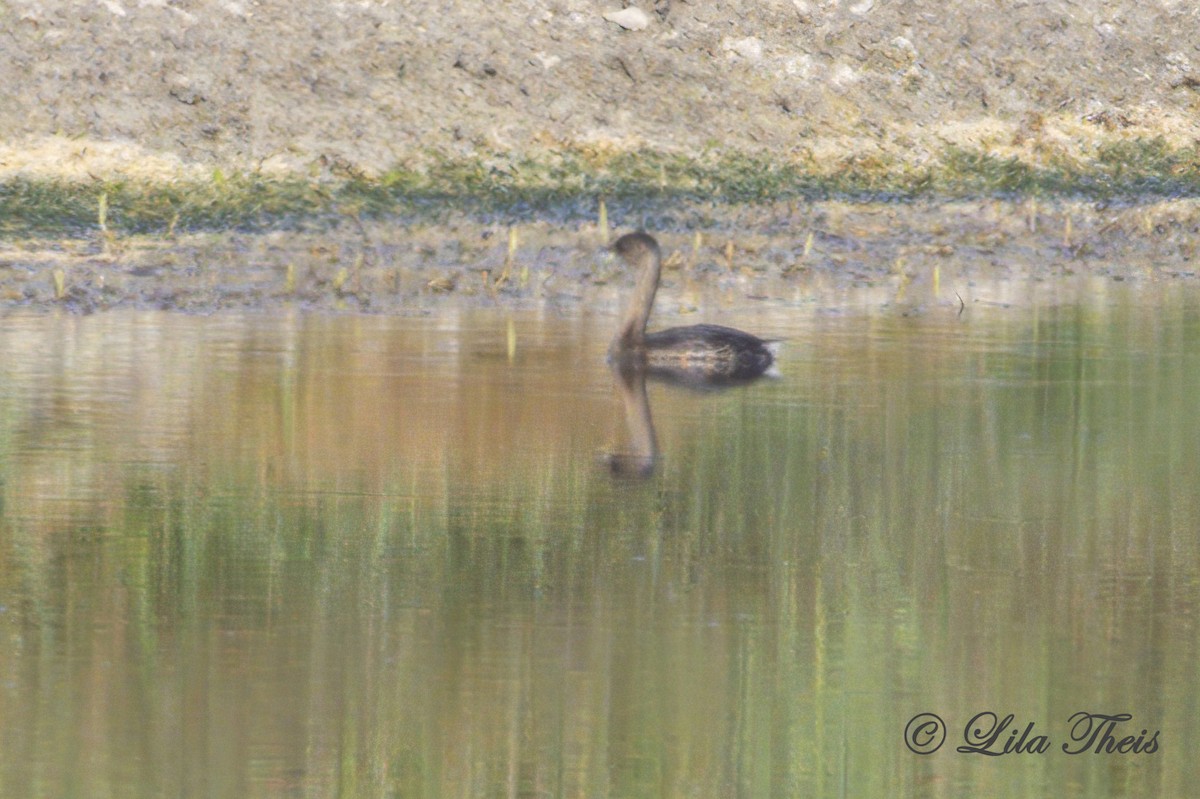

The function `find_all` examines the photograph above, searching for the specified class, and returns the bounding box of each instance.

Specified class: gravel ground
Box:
[2,0,1199,179]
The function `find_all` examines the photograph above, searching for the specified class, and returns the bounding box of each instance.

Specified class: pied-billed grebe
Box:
[608,231,778,381]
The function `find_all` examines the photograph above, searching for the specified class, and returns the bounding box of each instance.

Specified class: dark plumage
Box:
[608,232,778,382]
[642,323,777,380]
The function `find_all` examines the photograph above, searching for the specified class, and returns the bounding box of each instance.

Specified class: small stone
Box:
[783,54,814,78]
[547,96,573,121]
[724,36,764,62]
[169,86,202,105]
[603,7,651,31]
[890,36,916,57]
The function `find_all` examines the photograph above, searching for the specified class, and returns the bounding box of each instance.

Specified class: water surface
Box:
[1,293,1198,797]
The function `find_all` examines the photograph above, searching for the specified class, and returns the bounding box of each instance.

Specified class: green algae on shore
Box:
[4,140,1200,237]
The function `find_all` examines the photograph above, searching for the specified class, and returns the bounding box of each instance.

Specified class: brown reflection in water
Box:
[605,362,658,478]
[604,358,779,479]
[2,299,1200,798]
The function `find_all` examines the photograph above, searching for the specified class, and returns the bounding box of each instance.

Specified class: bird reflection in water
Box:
[605,360,660,479]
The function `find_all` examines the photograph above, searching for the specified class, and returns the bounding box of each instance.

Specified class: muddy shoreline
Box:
[2,199,1197,316]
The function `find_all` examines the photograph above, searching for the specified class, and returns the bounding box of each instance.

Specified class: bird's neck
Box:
[614,250,661,349]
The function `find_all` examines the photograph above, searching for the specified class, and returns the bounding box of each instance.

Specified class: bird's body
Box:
[608,232,778,382]
[640,324,777,380]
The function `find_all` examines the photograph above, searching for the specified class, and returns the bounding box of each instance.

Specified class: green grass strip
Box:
[2,140,1199,236]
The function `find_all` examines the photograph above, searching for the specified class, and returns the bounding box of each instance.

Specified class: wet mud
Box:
[2,199,1197,316]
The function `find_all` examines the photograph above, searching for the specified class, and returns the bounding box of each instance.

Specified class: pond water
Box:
[1,290,1198,797]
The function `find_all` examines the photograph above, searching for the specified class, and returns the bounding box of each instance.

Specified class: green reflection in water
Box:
[0,297,1198,798]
